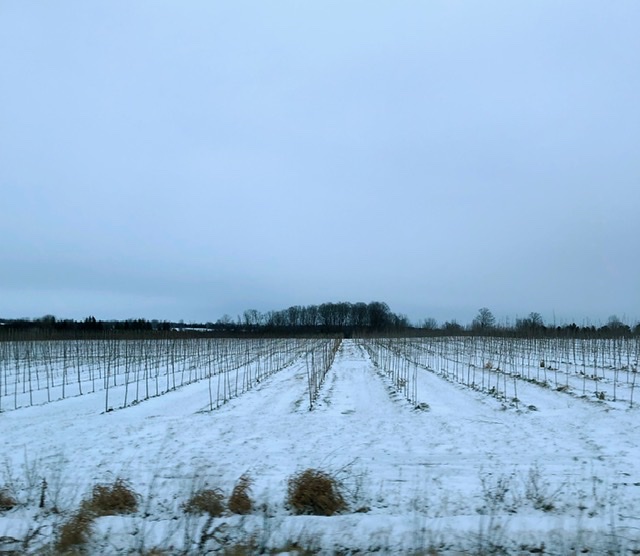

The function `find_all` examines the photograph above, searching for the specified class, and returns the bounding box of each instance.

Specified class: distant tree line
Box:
[0,315,173,333]
[421,308,640,339]
[231,301,409,334]
[1,304,639,340]
[0,302,409,340]
[0,316,221,341]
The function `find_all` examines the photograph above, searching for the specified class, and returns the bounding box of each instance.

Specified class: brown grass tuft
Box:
[56,511,94,552]
[81,477,138,516]
[184,488,225,516]
[54,478,138,553]
[0,488,17,511]
[286,468,346,516]
[228,474,253,515]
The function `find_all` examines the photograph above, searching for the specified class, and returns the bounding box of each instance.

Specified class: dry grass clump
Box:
[184,487,225,516]
[56,511,94,552]
[286,468,346,516]
[0,488,17,511]
[228,474,253,515]
[81,477,138,516]
[55,478,138,553]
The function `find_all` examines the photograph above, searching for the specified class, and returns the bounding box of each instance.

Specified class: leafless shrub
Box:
[479,472,515,514]
[0,488,17,511]
[525,465,561,512]
[287,468,346,516]
[184,488,225,516]
[81,477,138,516]
[228,474,253,515]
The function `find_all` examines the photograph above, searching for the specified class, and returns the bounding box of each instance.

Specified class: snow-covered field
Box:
[1,338,639,554]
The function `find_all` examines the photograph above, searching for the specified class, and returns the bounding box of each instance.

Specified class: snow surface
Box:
[1,339,639,554]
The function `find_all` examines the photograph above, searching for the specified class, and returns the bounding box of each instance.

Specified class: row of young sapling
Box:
[361,337,639,409]
[0,338,321,413]
[210,338,340,410]
[360,340,420,406]
[305,338,342,410]
[429,336,639,406]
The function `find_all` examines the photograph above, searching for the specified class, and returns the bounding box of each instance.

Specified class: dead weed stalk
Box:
[228,474,253,515]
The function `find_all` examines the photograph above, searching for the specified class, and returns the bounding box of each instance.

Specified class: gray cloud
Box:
[1,1,639,325]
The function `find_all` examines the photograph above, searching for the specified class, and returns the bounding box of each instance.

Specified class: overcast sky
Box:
[1,1,639,327]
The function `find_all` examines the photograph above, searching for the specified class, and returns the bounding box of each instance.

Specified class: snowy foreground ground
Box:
[1,339,639,554]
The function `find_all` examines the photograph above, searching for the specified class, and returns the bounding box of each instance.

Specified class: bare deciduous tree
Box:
[472,307,495,331]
